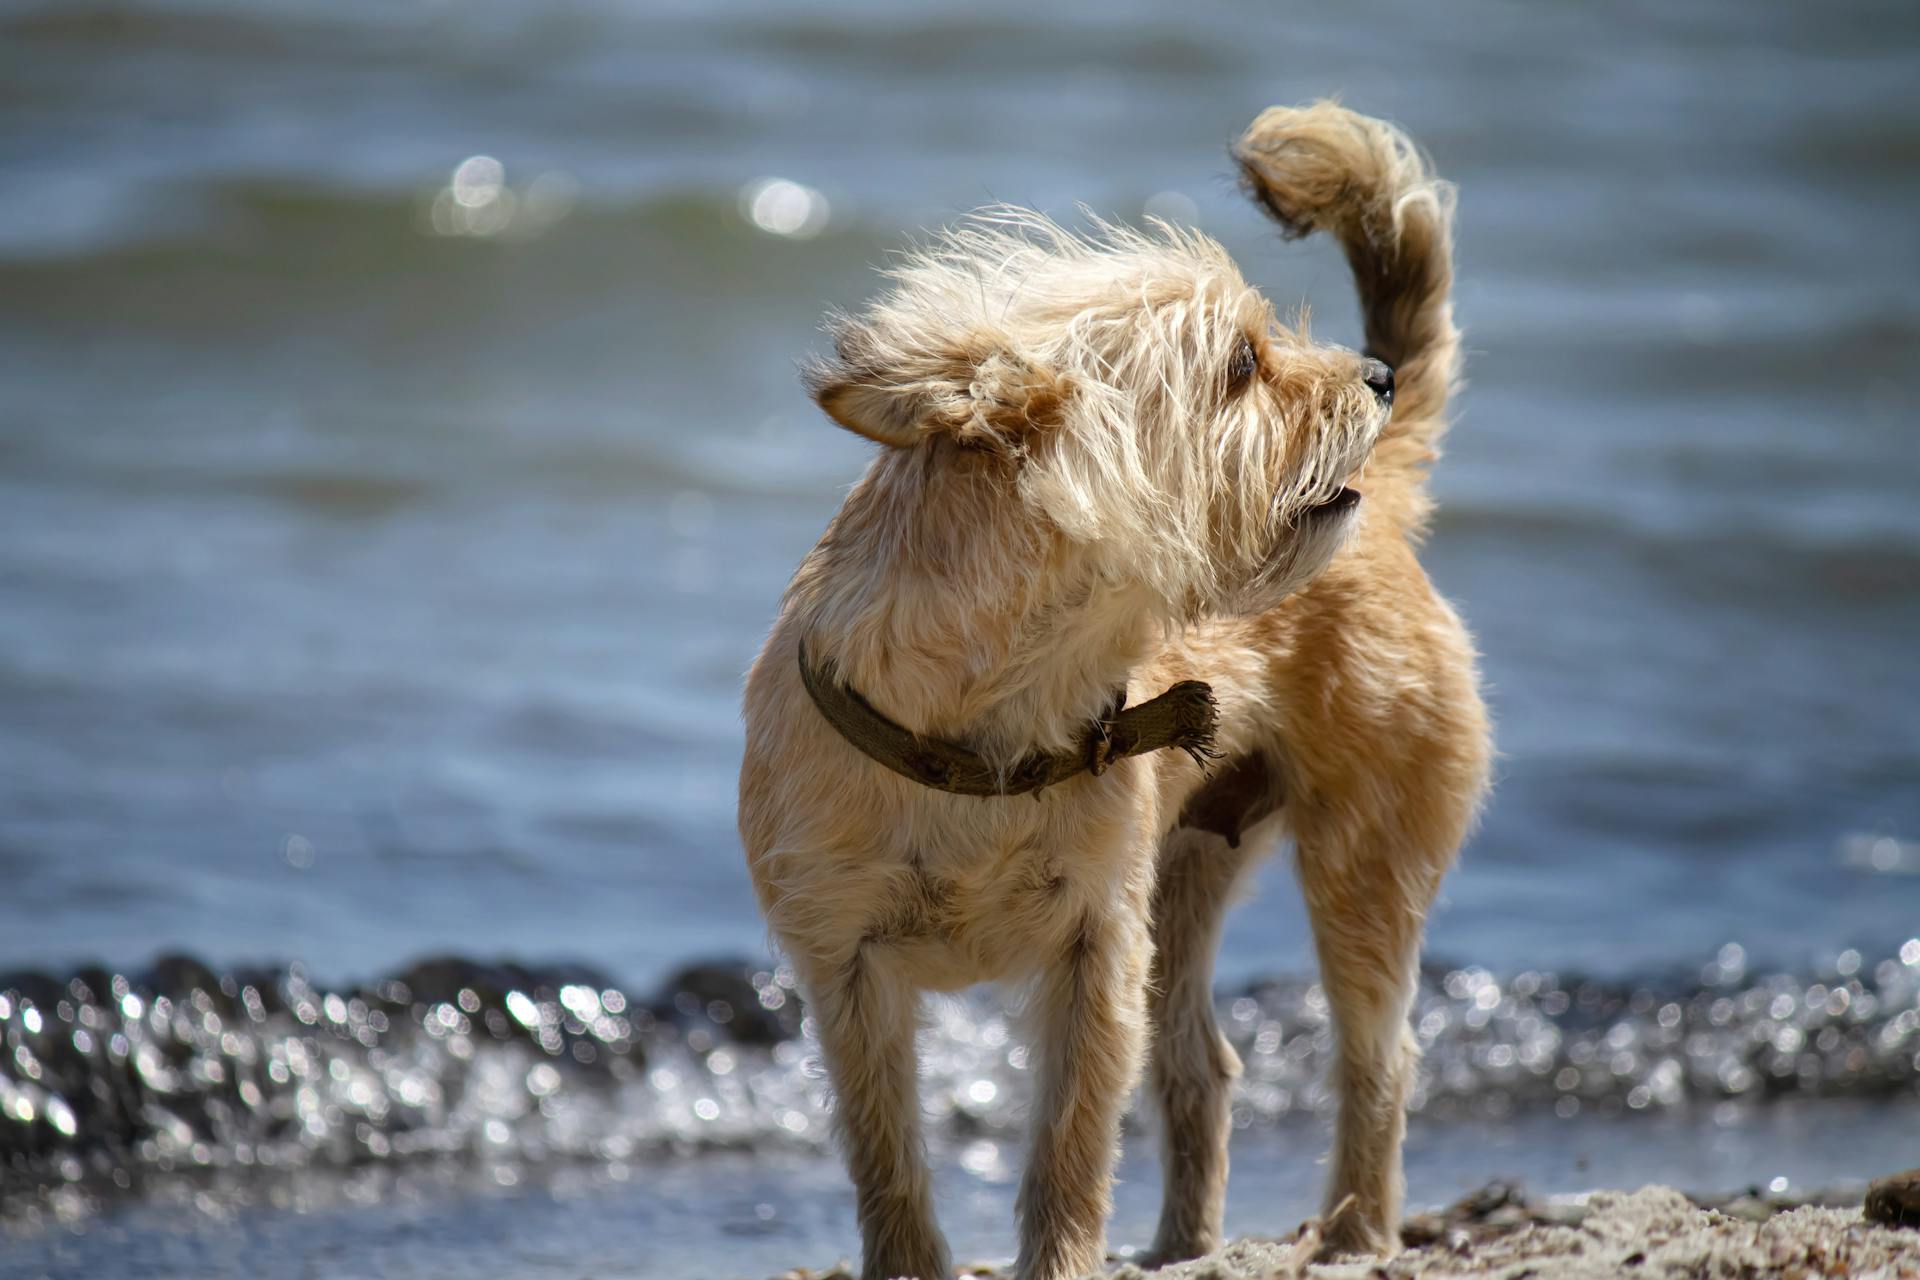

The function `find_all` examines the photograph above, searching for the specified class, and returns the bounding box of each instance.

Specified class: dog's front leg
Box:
[1013,903,1151,1280]
[809,953,951,1280]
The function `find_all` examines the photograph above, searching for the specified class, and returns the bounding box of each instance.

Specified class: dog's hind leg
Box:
[808,954,950,1280]
[1291,814,1452,1258]
[1139,826,1259,1265]
[1014,901,1152,1280]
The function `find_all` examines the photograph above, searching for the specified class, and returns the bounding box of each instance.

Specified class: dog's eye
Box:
[1225,337,1258,393]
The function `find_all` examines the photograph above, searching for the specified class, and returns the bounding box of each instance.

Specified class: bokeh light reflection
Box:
[0,945,1915,1228]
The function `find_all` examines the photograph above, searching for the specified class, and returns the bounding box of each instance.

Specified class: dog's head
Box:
[805,211,1392,622]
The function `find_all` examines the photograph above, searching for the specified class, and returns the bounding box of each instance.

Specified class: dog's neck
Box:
[788,443,1157,765]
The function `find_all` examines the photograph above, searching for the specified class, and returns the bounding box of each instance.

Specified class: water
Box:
[4,950,1918,1274]
[2,0,1918,1274]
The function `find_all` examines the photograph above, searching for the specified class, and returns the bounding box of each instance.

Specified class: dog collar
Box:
[798,639,1219,797]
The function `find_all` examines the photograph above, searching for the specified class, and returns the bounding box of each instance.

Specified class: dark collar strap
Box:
[798,639,1219,797]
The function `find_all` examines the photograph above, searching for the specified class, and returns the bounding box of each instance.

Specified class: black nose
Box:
[1361,358,1394,404]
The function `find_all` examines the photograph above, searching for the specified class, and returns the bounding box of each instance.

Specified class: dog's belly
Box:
[1173,750,1284,849]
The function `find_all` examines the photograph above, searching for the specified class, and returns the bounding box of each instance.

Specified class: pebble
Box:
[1865,1168,1920,1230]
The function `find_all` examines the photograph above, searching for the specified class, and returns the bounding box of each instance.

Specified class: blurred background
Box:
[2,1,1917,1277]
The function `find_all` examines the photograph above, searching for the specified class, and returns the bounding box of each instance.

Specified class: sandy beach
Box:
[781,1182,1920,1280]
[1169,1187,1920,1280]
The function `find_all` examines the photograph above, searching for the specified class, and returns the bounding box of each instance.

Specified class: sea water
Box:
[2,0,1918,1274]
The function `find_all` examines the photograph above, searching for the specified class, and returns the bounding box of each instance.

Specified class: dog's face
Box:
[807,213,1392,623]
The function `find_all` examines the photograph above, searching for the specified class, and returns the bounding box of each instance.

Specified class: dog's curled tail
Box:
[1236,102,1459,502]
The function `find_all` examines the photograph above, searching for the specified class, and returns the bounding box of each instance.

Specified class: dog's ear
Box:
[806,322,1071,450]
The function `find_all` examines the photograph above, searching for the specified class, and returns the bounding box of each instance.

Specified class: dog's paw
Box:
[1314,1216,1400,1263]
[1131,1234,1217,1271]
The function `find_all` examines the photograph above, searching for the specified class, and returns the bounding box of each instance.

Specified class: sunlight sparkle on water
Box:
[1142,189,1199,227]
[1840,832,1920,875]
[427,157,576,240]
[959,1139,1003,1179]
[3,947,1917,1224]
[451,156,504,209]
[740,178,830,239]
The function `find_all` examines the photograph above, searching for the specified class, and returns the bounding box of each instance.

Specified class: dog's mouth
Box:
[1304,487,1362,518]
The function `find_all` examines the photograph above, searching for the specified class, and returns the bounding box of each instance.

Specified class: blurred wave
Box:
[5,944,1918,1229]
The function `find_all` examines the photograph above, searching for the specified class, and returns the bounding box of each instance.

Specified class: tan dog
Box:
[739,102,1491,1280]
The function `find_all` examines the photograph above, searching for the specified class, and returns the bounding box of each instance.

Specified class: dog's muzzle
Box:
[1305,486,1362,518]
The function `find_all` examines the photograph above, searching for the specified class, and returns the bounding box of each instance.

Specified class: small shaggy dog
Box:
[739,102,1491,1280]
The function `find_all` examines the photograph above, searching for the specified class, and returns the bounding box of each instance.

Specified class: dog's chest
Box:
[869,782,1150,988]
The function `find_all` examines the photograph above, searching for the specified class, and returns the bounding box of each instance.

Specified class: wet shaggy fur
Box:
[739,102,1492,1280]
